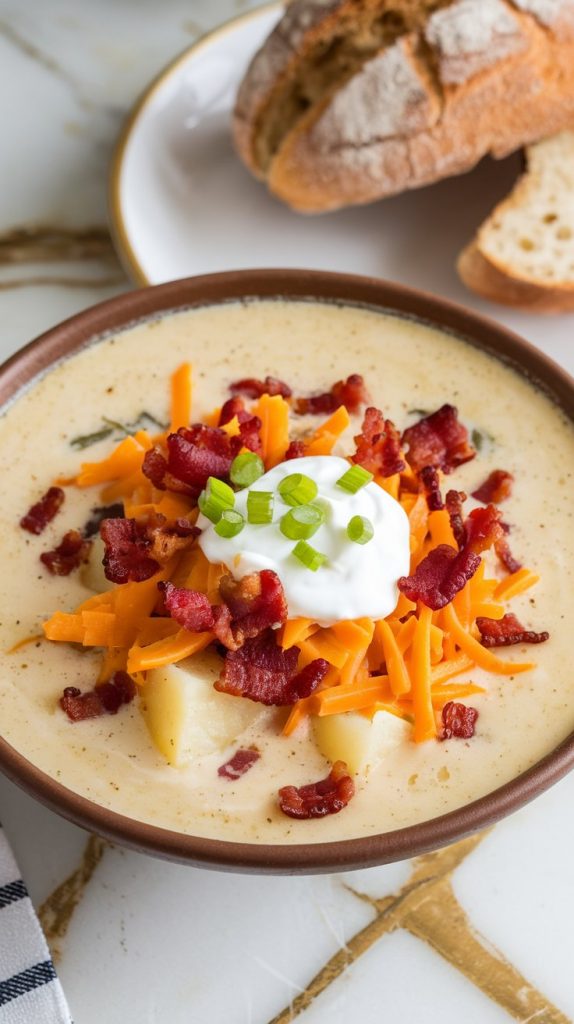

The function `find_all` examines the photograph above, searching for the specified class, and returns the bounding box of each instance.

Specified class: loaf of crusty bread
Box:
[458,130,574,313]
[233,0,574,213]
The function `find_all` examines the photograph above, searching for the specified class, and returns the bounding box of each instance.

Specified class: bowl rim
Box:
[1,267,573,874]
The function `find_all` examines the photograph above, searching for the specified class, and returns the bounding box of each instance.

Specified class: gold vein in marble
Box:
[0,226,117,266]
[267,834,569,1024]
[38,834,107,962]
[403,883,570,1024]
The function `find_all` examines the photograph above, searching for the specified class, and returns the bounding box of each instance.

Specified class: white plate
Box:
[109,6,518,286]
[108,4,574,376]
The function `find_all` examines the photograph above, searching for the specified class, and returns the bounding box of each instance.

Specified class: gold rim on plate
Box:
[108,2,281,287]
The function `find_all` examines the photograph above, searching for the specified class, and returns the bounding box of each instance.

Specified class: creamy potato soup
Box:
[0,300,573,844]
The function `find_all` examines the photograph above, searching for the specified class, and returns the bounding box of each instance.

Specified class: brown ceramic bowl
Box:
[1,269,573,873]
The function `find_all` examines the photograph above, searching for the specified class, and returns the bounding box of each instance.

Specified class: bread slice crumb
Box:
[458,130,574,312]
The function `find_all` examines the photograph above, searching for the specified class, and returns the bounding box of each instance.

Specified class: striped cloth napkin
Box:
[0,824,72,1023]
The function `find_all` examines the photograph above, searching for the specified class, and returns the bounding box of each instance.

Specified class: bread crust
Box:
[457,242,574,313]
[234,0,350,177]
[234,0,574,212]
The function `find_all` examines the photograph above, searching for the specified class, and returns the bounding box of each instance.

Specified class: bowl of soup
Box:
[0,269,573,872]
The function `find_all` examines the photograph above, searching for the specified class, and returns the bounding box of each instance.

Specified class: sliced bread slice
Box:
[458,130,574,313]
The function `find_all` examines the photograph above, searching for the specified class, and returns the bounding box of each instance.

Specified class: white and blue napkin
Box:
[0,825,72,1023]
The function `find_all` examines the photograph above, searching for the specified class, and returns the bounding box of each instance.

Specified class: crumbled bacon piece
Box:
[285,439,306,460]
[218,748,260,780]
[290,659,330,697]
[219,398,263,455]
[213,570,288,650]
[402,405,475,474]
[494,535,522,574]
[159,582,214,633]
[60,671,136,722]
[440,701,479,740]
[60,686,102,721]
[216,630,327,705]
[472,470,514,504]
[219,397,248,426]
[420,466,444,511]
[83,503,124,538]
[146,515,199,564]
[352,407,406,477]
[166,426,234,495]
[100,518,159,584]
[476,613,549,648]
[20,486,65,535]
[142,447,168,489]
[41,530,91,576]
[295,374,369,415]
[230,376,292,399]
[463,504,504,553]
[237,415,263,455]
[143,425,234,497]
[398,543,480,610]
[445,490,466,549]
[278,761,355,819]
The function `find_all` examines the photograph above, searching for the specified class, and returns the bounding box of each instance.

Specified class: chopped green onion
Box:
[215,509,245,538]
[292,540,327,571]
[247,490,274,524]
[198,476,235,523]
[347,515,374,545]
[230,451,265,488]
[278,473,318,507]
[336,464,373,493]
[280,504,324,540]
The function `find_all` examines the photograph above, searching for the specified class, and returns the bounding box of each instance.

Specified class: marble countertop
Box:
[0,2,573,1022]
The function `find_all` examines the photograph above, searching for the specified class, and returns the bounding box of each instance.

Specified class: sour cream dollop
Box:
[198,455,410,627]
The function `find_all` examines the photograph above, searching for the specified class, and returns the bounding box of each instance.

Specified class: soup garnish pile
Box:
[17,359,550,824]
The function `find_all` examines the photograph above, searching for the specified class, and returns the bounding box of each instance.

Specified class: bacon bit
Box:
[83,503,124,538]
[100,518,159,584]
[219,398,263,455]
[352,407,406,477]
[213,570,288,650]
[402,405,475,474]
[278,761,355,819]
[41,530,91,576]
[146,514,199,564]
[218,748,260,780]
[216,630,327,705]
[476,613,549,648]
[464,504,504,553]
[20,486,65,535]
[420,466,444,511]
[440,701,479,740]
[290,658,330,697]
[285,439,306,460]
[159,581,214,632]
[237,415,263,455]
[398,543,480,610]
[142,447,168,489]
[219,397,248,425]
[166,426,234,496]
[230,376,292,399]
[472,470,514,504]
[445,490,466,549]
[144,422,263,497]
[60,671,137,722]
[295,374,369,415]
[495,535,522,574]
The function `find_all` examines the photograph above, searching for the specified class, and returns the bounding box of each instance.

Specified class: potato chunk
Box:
[142,650,263,767]
[312,710,410,775]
